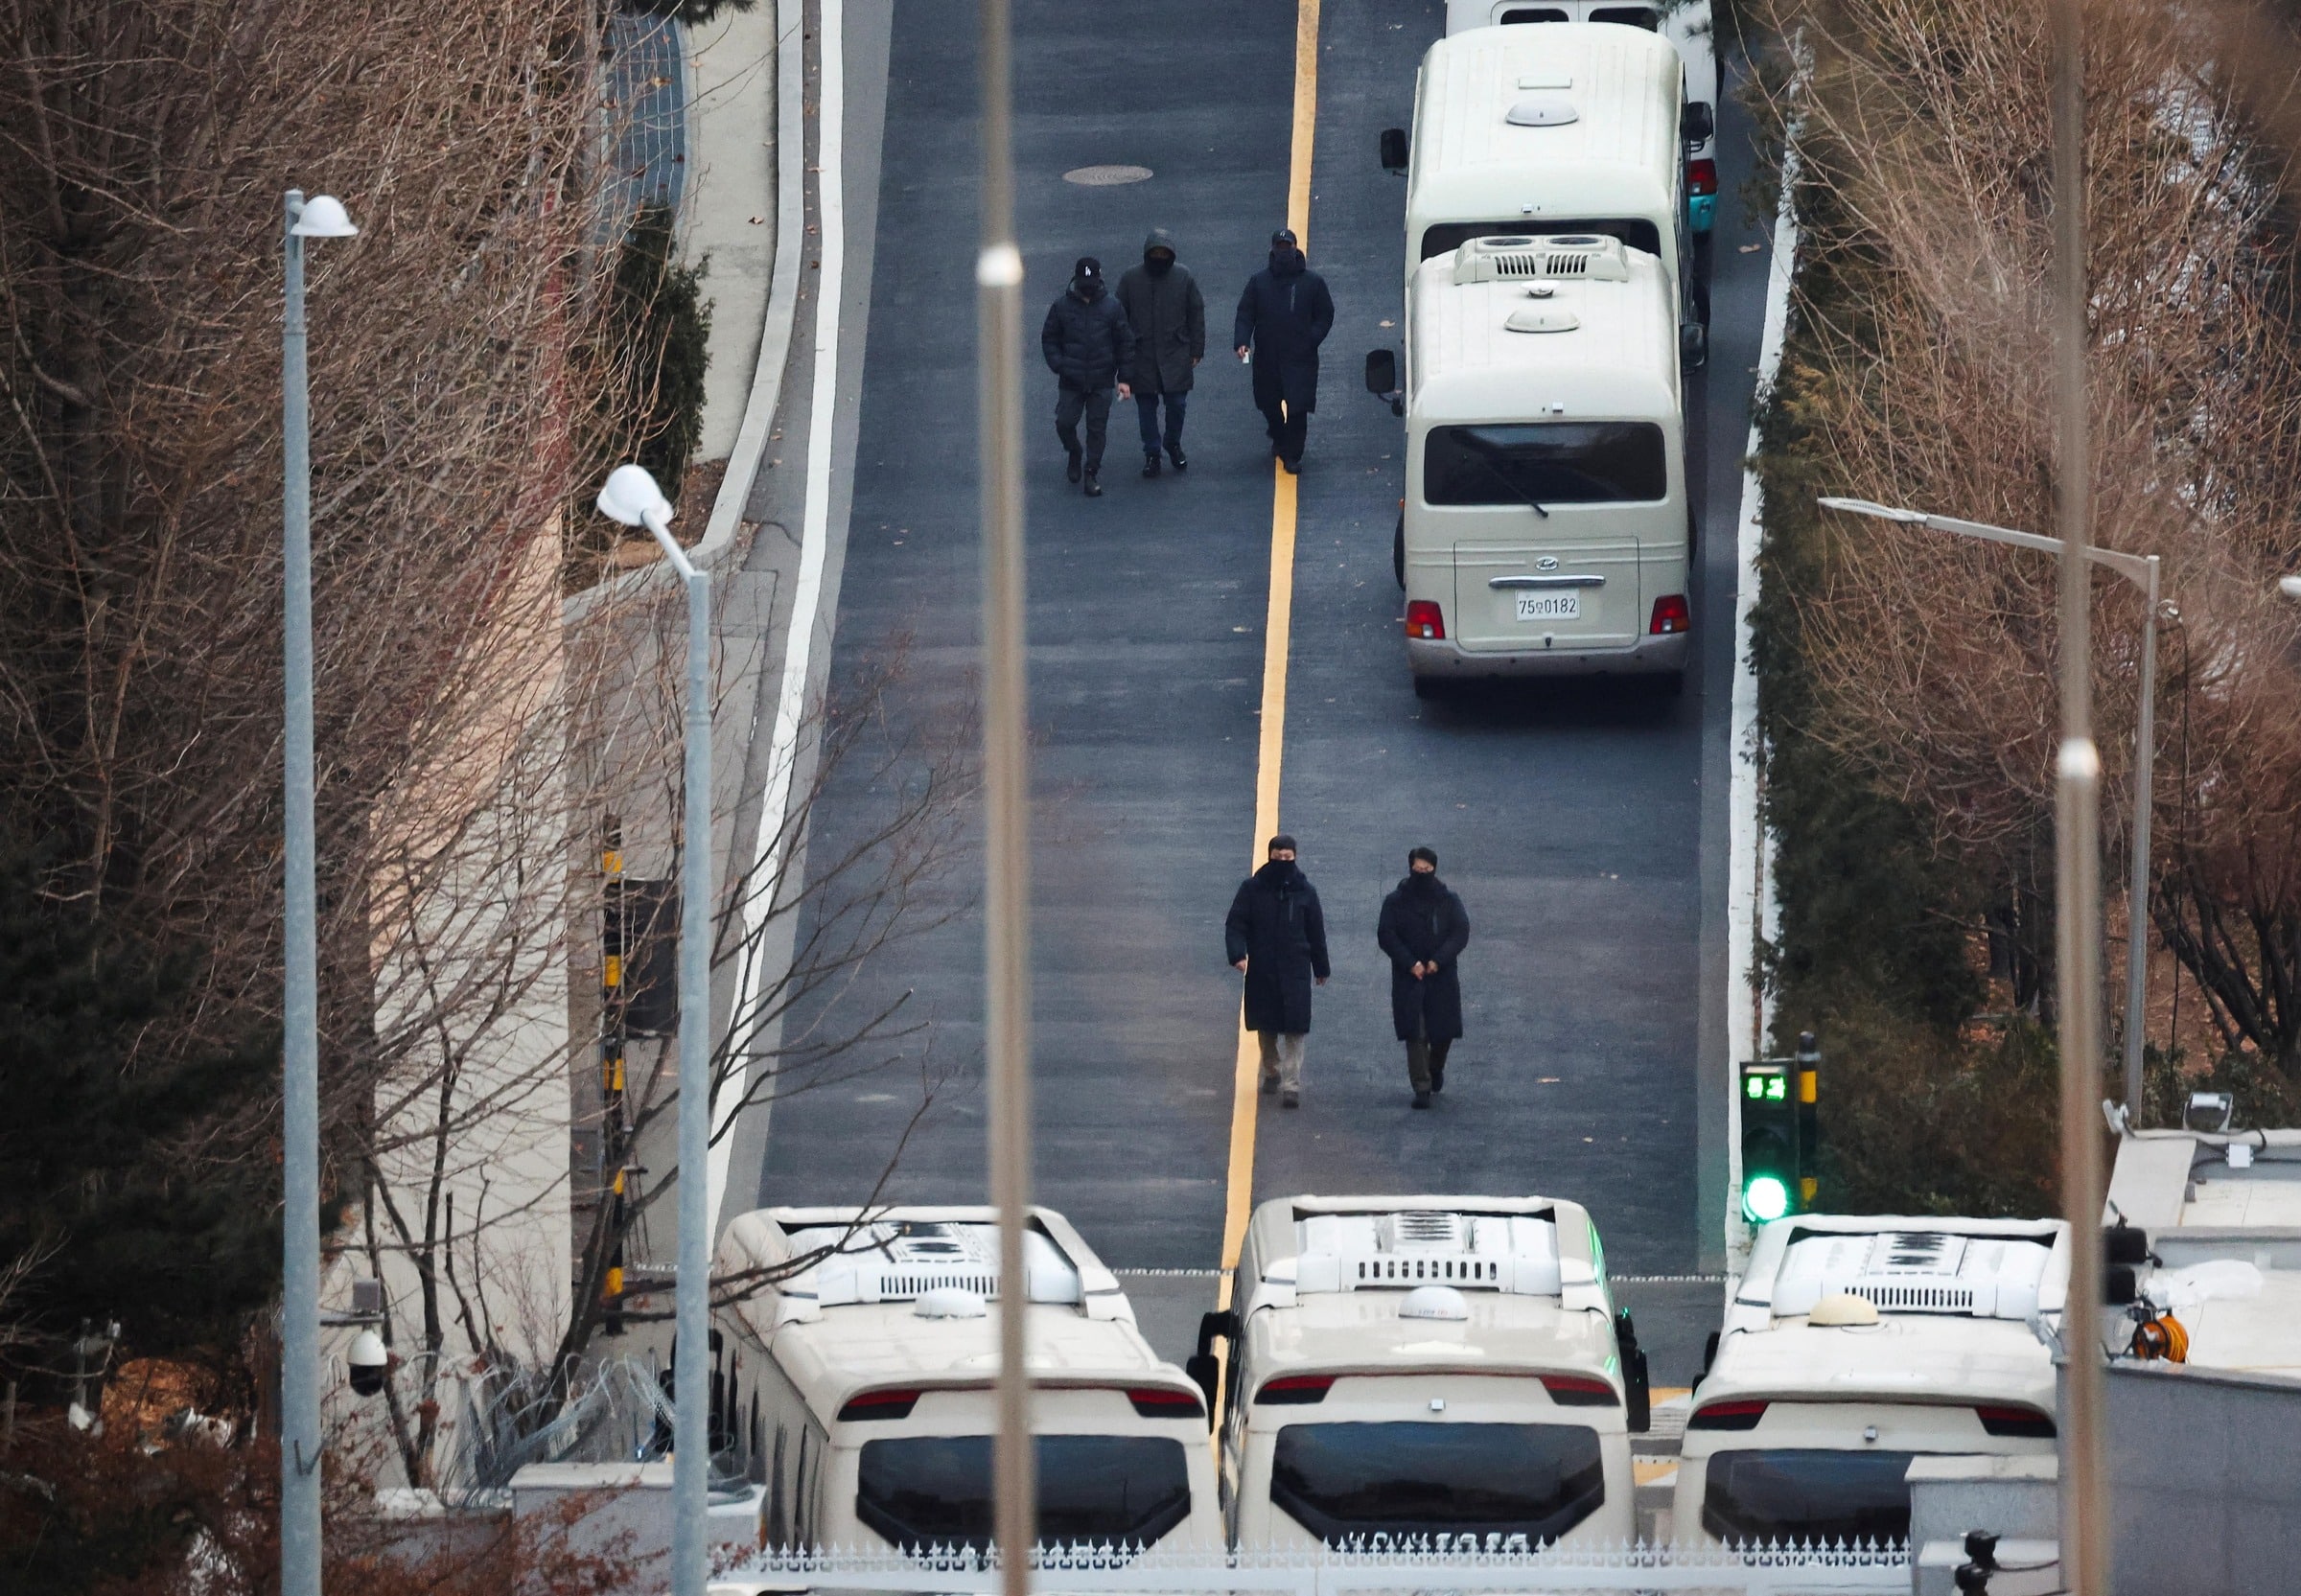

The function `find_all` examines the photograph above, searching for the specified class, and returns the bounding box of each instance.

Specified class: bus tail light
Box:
[1126,1387,1206,1419]
[1687,158,1719,197]
[837,1387,921,1422]
[1540,1374,1620,1406]
[1406,601,1446,640]
[1256,1374,1335,1405]
[1687,1399,1769,1430]
[1650,594,1691,635]
[1975,1404,2057,1438]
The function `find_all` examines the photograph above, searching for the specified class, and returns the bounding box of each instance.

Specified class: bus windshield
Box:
[856,1434,1191,1550]
[1271,1421,1605,1544]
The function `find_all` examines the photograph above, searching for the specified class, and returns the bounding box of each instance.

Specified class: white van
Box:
[709,1205,1221,1553]
[1443,0,1719,233]
[1382,24,1709,359]
[1197,1195,1647,1549]
[1675,1216,2066,1550]
[1367,234,1690,689]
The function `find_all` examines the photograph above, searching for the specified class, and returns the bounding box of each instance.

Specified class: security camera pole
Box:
[280,187,357,1596]
[593,464,711,1596]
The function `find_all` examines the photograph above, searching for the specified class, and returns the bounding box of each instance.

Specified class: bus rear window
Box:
[1702,1448,1929,1547]
[1271,1421,1604,1544]
[1419,220,1662,264]
[1589,7,1662,29]
[856,1435,1191,1550]
[1424,423,1667,507]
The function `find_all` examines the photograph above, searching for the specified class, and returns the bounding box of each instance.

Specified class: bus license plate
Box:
[1516,591,1580,621]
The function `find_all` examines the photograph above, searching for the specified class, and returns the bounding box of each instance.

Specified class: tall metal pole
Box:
[279,189,324,1596]
[976,0,1035,1586]
[2049,0,2109,1583]
[665,529,713,1596]
[2120,558,2159,1116]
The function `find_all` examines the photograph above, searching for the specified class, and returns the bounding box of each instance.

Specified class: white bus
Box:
[1197,1195,1647,1549]
[1443,0,1720,234]
[709,1205,1221,1553]
[1366,234,1690,691]
[1382,23,1709,361]
[1674,1215,2066,1550]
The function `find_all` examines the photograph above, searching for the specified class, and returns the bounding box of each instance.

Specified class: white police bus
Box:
[1196,1195,1647,1549]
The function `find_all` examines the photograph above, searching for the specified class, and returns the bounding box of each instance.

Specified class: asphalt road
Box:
[755,0,1775,1381]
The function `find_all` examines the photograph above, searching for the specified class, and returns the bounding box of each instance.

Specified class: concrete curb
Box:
[1722,131,1799,1273]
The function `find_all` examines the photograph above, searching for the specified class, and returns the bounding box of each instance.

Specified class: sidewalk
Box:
[681,1,782,466]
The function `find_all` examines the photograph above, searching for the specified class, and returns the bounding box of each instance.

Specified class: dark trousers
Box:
[1259,396,1309,465]
[1406,1035,1453,1093]
[1135,389,1188,455]
[1055,386,1114,472]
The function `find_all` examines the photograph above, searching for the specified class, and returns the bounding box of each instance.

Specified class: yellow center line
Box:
[1213,0,1321,1427]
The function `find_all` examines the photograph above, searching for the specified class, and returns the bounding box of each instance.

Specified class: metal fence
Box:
[714,1542,1912,1595]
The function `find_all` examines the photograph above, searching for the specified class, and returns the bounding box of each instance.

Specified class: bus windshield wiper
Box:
[1456,433,1550,518]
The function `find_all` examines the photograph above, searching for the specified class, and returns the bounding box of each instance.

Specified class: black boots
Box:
[1082,471,1103,497]
[1412,1090,1432,1110]
[1066,449,1082,484]
[1142,452,1160,478]
[1167,445,1188,472]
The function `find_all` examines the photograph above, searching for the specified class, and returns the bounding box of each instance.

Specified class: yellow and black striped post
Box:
[1796,1030,1822,1211]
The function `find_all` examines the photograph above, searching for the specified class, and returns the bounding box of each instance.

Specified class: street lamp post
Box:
[280,187,356,1596]
[595,465,711,1596]
[1817,498,2164,1114]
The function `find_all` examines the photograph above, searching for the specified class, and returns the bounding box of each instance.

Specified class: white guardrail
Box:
[714,1542,1910,1595]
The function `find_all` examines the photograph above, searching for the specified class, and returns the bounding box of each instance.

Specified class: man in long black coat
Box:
[1224,834,1330,1108]
[1377,845,1471,1109]
[1232,227,1335,474]
[1115,227,1205,476]
[1040,256,1136,497]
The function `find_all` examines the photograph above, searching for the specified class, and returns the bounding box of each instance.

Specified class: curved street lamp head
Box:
[1815,496,1928,524]
[290,195,359,239]
[596,464,674,529]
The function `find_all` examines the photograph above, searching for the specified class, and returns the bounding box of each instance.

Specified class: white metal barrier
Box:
[714,1542,1911,1595]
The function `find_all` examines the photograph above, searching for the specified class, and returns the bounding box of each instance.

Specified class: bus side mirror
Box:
[1682,102,1715,148]
[1365,350,1404,416]
[1185,1353,1220,1426]
[1380,127,1409,174]
[1615,1309,1651,1433]
[1680,323,1708,369]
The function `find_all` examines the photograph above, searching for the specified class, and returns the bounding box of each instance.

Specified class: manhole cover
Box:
[1062,164,1152,186]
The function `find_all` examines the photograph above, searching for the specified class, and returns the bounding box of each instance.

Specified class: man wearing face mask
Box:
[1115,228,1205,477]
[1377,846,1471,1109]
[1040,256,1136,497]
[1232,227,1335,474]
[1224,834,1330,1108]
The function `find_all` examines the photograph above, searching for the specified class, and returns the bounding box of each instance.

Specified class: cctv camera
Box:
[346,1329,388,1398]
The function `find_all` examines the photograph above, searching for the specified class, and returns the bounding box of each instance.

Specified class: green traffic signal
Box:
[1742,1173,1792,1223]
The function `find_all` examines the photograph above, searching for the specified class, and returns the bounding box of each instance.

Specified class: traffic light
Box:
[1739,1033,1821,1225]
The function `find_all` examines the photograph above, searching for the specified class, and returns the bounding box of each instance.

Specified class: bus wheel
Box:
[1412,673,1441,701]
[1393,511,1406,590]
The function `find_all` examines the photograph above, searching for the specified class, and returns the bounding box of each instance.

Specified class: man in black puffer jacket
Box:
[1040,256,1136,497]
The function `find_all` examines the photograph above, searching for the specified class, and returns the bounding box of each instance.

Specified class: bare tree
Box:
[1754,0,2301,1065]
